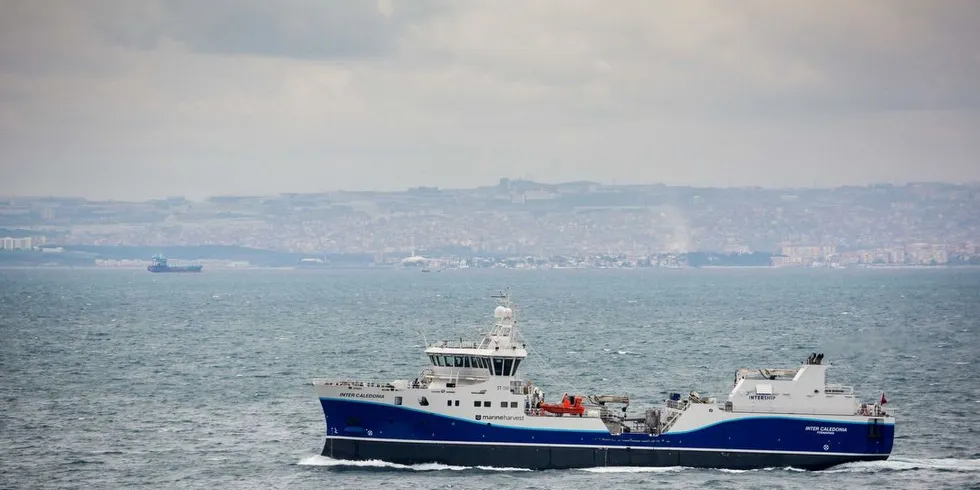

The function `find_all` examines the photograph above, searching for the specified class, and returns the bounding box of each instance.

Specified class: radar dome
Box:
[494,306,508,318]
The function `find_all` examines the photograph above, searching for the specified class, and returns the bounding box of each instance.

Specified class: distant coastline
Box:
[2,244,978,270]
[3,181,977,266]
[3,260,976,272]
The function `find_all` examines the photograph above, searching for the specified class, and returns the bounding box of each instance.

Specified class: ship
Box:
[311,291,894,470]
[146,254,203,273]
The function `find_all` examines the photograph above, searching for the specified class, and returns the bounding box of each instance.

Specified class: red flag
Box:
[879,393,887,405]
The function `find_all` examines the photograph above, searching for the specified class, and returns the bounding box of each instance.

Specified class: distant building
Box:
[776,245,837,266]
[1,237,32,251]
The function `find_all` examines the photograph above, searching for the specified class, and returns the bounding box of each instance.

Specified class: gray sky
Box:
[1,0,978,201]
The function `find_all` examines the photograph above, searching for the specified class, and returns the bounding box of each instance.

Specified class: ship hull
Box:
[321,436,888,470]
[147,265,202,273]
[317,397,893,470]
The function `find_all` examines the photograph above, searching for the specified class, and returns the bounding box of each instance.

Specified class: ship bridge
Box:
[419,295,528,388]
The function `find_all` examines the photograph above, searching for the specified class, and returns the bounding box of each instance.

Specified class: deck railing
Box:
[313,380,397,391]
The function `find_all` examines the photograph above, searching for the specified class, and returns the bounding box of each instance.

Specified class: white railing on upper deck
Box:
[314,380,397,391]
[428,340,482,350]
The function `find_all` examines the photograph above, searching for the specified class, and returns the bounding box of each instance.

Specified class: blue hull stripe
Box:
[321,397,891,433]
[319,397,894,456]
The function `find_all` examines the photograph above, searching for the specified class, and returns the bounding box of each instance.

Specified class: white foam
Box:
[580,466,683,473]
[580,465,806,474]
[296,455,530,472]
[826,457,980,473]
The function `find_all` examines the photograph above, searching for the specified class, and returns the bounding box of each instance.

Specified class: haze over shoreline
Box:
[3,179,978,203]
[2,179,977,269]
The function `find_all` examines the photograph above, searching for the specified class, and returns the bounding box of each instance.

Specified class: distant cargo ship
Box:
[147,254,203,273]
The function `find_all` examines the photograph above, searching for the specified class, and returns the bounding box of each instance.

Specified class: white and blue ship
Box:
[312,292,894,470]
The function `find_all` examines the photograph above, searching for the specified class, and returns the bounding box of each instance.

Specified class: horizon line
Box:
[2,179,979,203]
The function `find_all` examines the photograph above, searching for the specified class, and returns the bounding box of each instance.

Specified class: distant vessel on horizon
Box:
[147,254,202,273]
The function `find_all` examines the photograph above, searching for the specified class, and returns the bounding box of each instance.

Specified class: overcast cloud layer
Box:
[1,0,978,200]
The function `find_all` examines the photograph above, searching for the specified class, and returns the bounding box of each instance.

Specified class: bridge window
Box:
[502,358,514,376]
[512,359,521,373]
[454,356,464,368]
[492,358,504,376]
[464,357,471,368]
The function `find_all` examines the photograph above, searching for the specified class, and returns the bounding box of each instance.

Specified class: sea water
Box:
[1,268,977,489]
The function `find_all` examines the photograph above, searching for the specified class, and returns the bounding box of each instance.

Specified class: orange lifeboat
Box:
[538,394,586,416]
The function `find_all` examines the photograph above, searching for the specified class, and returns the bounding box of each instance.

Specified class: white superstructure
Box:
[314,293,889,435]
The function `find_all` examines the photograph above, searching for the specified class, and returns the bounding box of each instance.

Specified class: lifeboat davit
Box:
[539,395,586,416]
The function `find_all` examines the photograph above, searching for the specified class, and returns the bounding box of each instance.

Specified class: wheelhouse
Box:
[426,353,523,377]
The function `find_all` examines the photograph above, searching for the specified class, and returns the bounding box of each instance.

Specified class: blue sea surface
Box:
[1,268,978,489]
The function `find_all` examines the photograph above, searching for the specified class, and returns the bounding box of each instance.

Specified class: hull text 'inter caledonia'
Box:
[311,291,894,470]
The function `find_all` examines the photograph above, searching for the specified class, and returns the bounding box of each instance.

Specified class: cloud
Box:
[1,0,978,200]
[96,0,449,60]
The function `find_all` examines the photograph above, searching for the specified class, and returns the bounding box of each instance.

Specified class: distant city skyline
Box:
[2,1,979,201]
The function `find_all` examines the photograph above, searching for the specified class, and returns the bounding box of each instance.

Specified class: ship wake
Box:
[581,457,980,474]
[297,455,979,475]
[825,457,980,474]
[297,455,532,472]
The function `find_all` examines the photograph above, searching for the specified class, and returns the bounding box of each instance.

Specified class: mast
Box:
[480,289,526,352]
